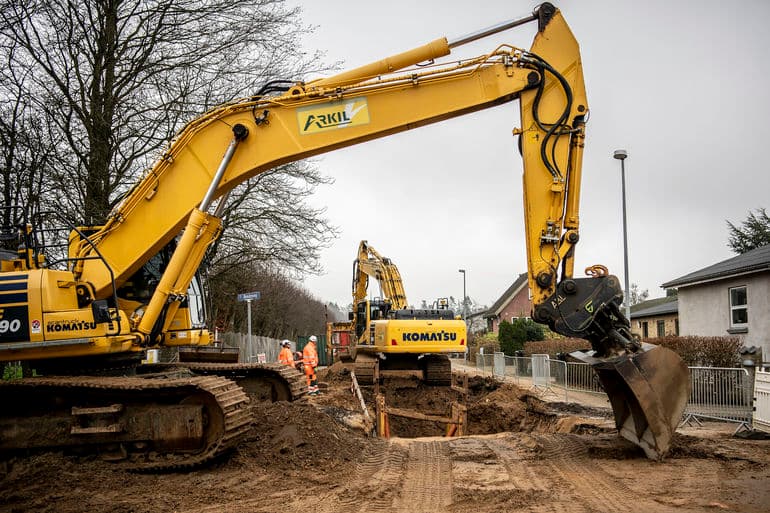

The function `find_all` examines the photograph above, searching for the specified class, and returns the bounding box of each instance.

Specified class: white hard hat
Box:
[309,335,317,342]
[281,340,291,347]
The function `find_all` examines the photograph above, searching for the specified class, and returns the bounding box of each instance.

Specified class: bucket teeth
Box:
[571,343,689,460]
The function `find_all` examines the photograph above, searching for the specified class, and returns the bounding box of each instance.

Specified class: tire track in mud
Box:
[391,440,453,513]
[529,433,669,513]
[481,435,553,493]
[316,439,453,513]
[316,440,408,513]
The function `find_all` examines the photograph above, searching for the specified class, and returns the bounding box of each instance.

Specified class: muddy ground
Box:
[1,362,769,513]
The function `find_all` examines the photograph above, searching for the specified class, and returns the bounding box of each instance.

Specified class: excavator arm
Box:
[65,3,685,458]
[352,240,408,311]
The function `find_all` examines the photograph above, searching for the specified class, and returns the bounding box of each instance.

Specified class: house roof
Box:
[662,244,770,288]
[484,273,528,318]
[630,298,678,319]
[629,295,677,314]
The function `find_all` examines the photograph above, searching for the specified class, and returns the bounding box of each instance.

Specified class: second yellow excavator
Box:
[330,240,466,385]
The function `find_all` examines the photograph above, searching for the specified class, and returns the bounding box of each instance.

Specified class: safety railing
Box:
[470,353,756,428]
[474,353,567,400]
[565,361,606,395]
[682,366,753,430]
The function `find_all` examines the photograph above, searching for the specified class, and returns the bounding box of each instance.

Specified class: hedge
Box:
[648,336,741,367]
[524,338,590,357]
[523,335,742,368]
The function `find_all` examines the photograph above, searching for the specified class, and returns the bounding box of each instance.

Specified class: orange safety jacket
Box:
[303,342,318,368]
[278,346,294,367]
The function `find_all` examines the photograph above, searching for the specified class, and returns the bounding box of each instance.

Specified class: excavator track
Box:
[169,362,308,402]
[353,353,453,386]
[0,375,252,471]
[421,355,452,386]
[353,354,378,385]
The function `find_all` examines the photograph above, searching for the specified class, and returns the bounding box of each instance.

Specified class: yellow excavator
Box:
[0,2,688,464]
[330,240,466,385]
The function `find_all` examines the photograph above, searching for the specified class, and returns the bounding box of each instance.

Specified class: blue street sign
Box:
[237,291,261,302]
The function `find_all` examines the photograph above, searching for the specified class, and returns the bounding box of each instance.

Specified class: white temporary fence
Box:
[754,367,770,433]
[473,353,757,428]
[493,352,506,377]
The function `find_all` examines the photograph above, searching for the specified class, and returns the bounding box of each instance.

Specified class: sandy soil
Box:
[1,362,768,513]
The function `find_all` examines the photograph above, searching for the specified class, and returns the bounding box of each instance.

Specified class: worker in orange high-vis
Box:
[278,340,294,368]
[303,335,320,395]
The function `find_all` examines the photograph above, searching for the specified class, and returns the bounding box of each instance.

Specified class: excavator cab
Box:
[353,298,392,343]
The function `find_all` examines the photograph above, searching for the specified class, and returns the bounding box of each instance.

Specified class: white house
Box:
[662,244,770,361]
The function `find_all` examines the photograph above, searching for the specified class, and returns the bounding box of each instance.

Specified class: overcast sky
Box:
[287,0,770,310]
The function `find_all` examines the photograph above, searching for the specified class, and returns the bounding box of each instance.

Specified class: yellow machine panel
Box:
[368,319,466,354]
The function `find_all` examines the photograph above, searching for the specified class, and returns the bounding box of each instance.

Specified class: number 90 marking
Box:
[0,319,21,333]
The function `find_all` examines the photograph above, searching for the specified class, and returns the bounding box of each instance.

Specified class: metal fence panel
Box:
[547,358,568,401]
[493,352,506,378]
[471,356,755,430]
[566,362,606,394]
[222,333,283,363]
[532,354,550,388]
[476,353,493,374]
[683,367,753,427]
[753,368,770,433]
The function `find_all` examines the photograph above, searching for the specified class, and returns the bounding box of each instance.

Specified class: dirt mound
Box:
[317,361,353,385]
[235,401,370,473]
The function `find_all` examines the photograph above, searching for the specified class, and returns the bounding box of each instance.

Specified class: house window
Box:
[641,321,649,338]
[656,320,666,337]
[729,286,748,328]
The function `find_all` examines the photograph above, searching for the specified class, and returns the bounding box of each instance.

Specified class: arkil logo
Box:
[297,99,370,134]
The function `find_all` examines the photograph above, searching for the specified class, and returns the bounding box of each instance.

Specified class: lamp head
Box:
[613,149,628,160]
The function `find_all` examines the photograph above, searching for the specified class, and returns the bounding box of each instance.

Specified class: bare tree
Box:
[629,283,649,305]
[1,0,339,284]
[209,161,338,278]
[208,262,327,339]
[0,40,59,246]
[0,0,328,215]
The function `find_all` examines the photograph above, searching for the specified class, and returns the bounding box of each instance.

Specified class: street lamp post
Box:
[613,149,631,321]
[458,269,466,322]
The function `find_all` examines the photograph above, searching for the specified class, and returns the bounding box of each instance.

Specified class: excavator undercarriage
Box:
[0,354,306,469]
[352,353,453,387]
[0,374,252,471]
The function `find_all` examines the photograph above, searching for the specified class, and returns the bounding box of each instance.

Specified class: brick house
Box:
[629,296,679,339]
[483,273,532,334]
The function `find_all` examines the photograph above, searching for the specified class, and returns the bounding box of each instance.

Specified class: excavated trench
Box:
[319,364,614,439]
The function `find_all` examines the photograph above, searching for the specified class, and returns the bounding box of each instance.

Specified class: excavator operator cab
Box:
[354,298,392,342]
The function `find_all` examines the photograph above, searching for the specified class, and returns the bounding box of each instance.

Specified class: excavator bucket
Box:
[571,343,689,460]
